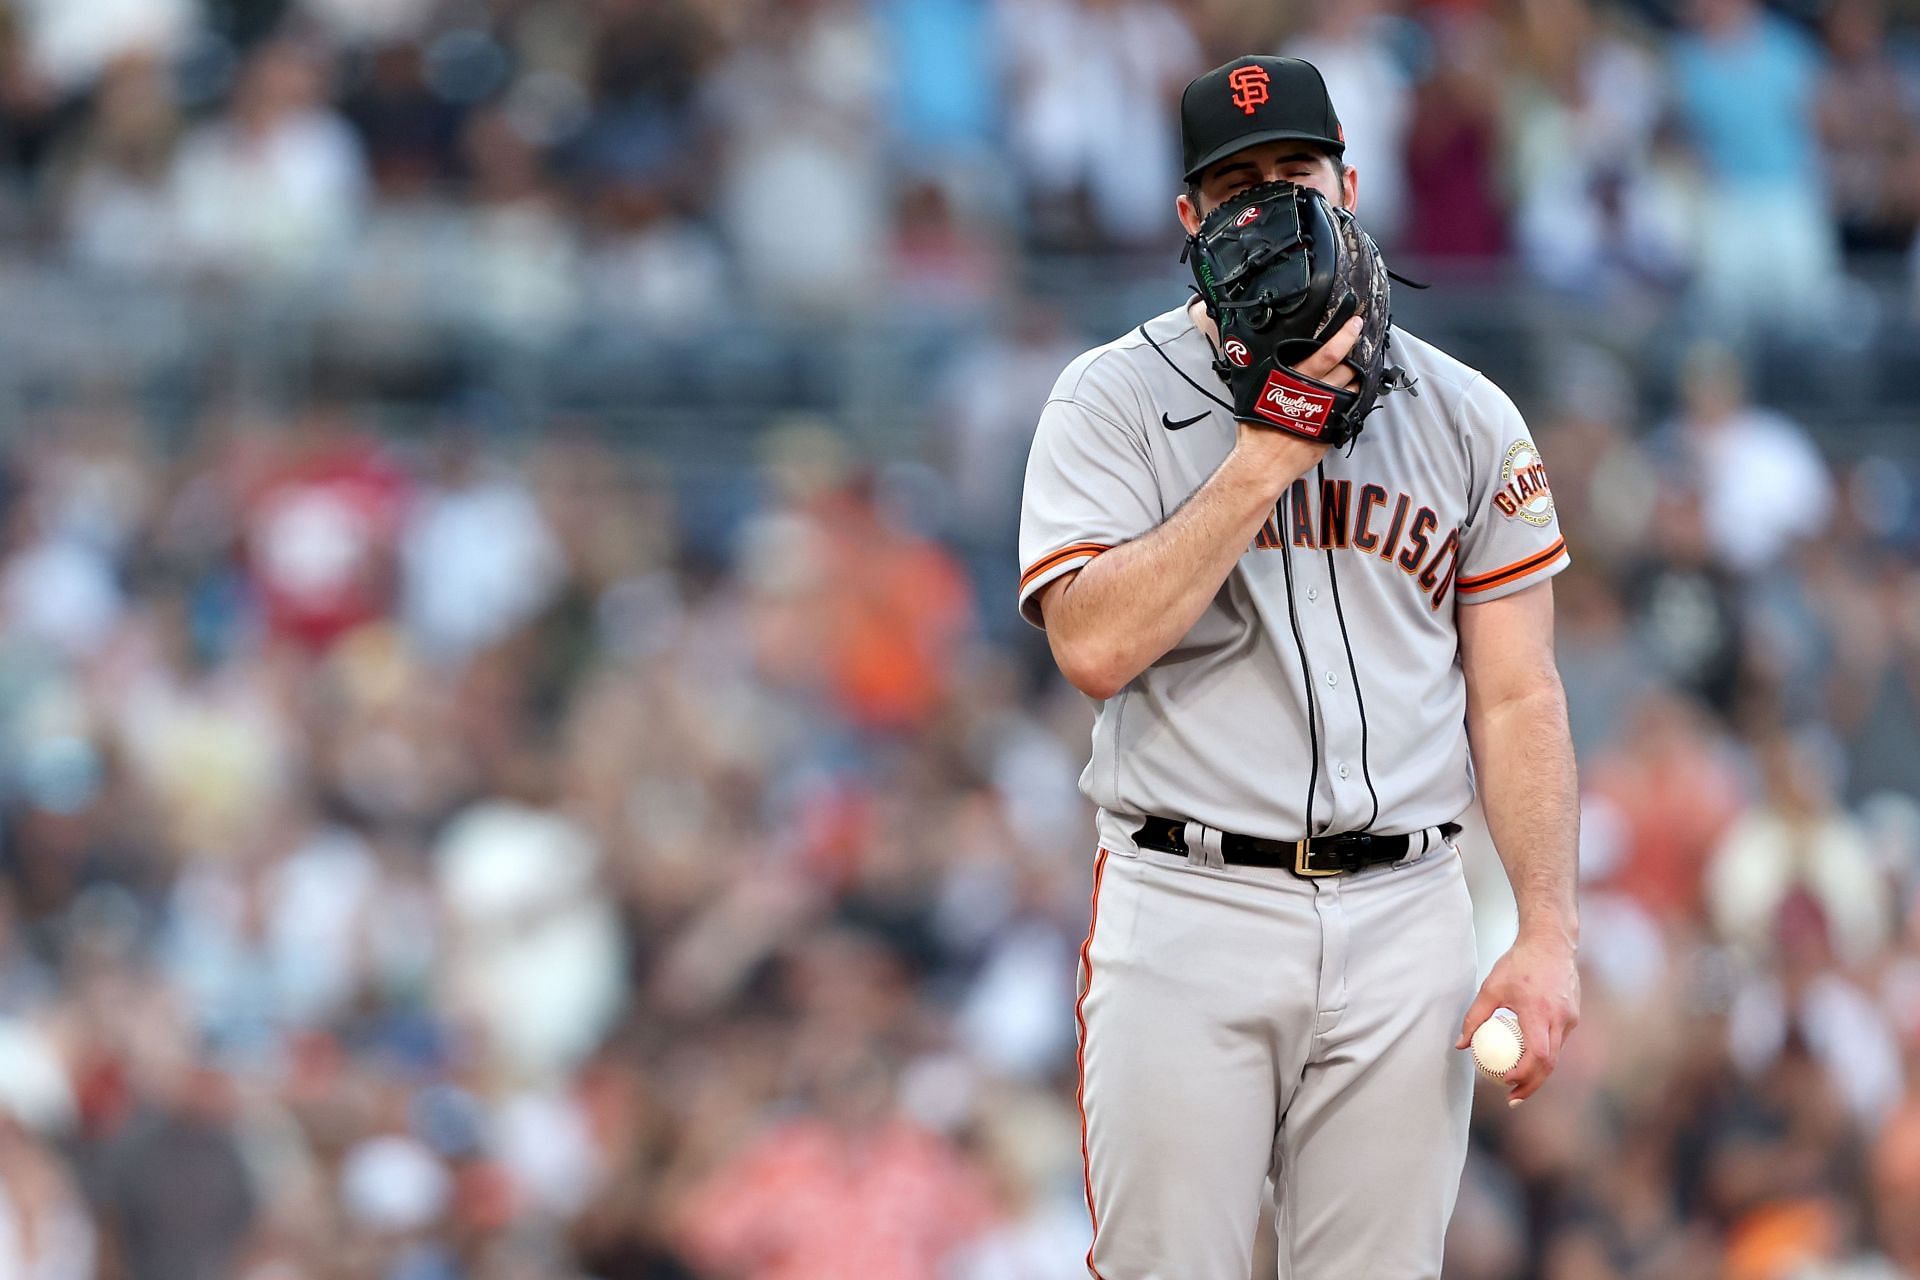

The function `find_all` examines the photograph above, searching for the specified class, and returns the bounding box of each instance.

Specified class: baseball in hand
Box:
[1470,1010,1525,1080]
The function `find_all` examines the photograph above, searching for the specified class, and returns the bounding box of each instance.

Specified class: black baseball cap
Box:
[1180,56,1345,183]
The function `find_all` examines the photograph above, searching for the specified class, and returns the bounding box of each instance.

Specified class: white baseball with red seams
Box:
[1470,1009,1526,1079]
[1017,301,1570,1279]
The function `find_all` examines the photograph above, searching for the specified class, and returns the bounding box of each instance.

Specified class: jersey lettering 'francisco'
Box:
[1017,306,1569,851]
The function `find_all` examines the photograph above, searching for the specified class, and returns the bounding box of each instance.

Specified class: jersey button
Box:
[1306,588,1319,602]
[1325,671,1339,687]
[1338,762,1352,779]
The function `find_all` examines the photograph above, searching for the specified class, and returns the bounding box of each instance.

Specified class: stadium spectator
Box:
[874,0,1001,161]
[51,53,183,277]
[997,0,1202,250]
[399,435,564,667]
[1625,482,1748,717]
[580,177,732,326]
[1818,548,1920,803]
[1584,691,1746,924]
[1668,0,1841,329]
[1403,10,1509,259]
[1816,0,1920,257]
[1706,730,1892,970]
[168,39,368,283]
[238,401,409,652]
[1503,0,1690,300]
[339,42,462,200]
[1281,0,1413,247]
[95,1062,257,1280]
[1658,343,1835,578]
[456,105,583,345]
[704,0,888,314]
[676,1037,998,1280]
[435,794,627,1081]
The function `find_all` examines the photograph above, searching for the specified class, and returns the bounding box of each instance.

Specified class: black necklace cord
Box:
[1138,321,1236,414]
[1318,464,1381,833]
[1277,483,1324,838]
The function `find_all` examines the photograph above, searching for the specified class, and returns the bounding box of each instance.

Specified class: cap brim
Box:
[1184,130,1345,183]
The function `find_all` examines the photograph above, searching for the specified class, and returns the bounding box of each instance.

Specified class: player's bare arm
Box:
[1035,318,1361,700]
[1454,580,1581,1104]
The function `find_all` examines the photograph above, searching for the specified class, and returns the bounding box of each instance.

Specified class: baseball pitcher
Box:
[1017,56,1582,1279]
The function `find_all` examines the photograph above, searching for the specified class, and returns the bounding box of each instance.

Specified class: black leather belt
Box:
[1134,816,1462,877]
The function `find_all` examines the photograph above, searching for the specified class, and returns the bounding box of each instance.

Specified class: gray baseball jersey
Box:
[1018,302,1568,853]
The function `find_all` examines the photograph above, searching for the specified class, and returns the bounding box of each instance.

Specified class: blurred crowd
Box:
[0,332,1915,1280]
[0,2,1919,1280]
[1,0,1920,333]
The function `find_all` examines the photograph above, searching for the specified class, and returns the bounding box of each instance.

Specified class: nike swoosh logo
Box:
[1160,410,1210,431]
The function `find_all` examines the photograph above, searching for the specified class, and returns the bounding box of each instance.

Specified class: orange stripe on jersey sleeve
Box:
[1020,542,1111,590]
[1456,537,1567,595]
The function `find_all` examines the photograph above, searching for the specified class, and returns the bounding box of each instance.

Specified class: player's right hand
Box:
[1454,929,1581,1106]
[1228,315,1361,488]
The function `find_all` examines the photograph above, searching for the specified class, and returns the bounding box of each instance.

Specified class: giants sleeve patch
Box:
[1250,370,1334,436]
[1492,440,1555,525]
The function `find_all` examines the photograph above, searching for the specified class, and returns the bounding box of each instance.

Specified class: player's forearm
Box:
[1468,681,1580,944]
[1044,433,1319,699]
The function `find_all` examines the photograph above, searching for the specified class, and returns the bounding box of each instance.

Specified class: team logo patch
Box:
[1493,440,1555,525]
[1228,65,1269,116]
[1234,206,1262,228]
[1222,337,1251,367]
[1251,370,1333,436]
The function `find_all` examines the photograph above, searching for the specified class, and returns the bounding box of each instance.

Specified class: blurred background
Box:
[0,0,1918,1278]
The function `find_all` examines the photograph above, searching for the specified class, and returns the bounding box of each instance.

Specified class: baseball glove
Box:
[1184,180,1400,447]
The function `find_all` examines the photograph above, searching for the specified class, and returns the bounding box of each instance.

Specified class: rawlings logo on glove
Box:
[1184,180,1405,448]
[1254,373,1335,434]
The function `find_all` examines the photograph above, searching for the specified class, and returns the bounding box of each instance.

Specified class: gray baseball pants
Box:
[1074,835,1478,1279]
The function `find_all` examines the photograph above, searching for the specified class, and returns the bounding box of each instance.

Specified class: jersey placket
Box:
[1274,541,1365,837]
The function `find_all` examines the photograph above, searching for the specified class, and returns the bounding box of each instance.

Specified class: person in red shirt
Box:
[676,1040,997,1280]
[239,403,410,652]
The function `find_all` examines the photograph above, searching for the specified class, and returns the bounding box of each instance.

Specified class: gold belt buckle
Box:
[1294,837,1340,877]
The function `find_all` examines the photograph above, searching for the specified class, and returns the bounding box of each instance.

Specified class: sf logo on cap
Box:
[1228,65,1269,116]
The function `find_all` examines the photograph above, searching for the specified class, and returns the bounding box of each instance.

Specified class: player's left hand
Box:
[1454,928,1580,1105]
